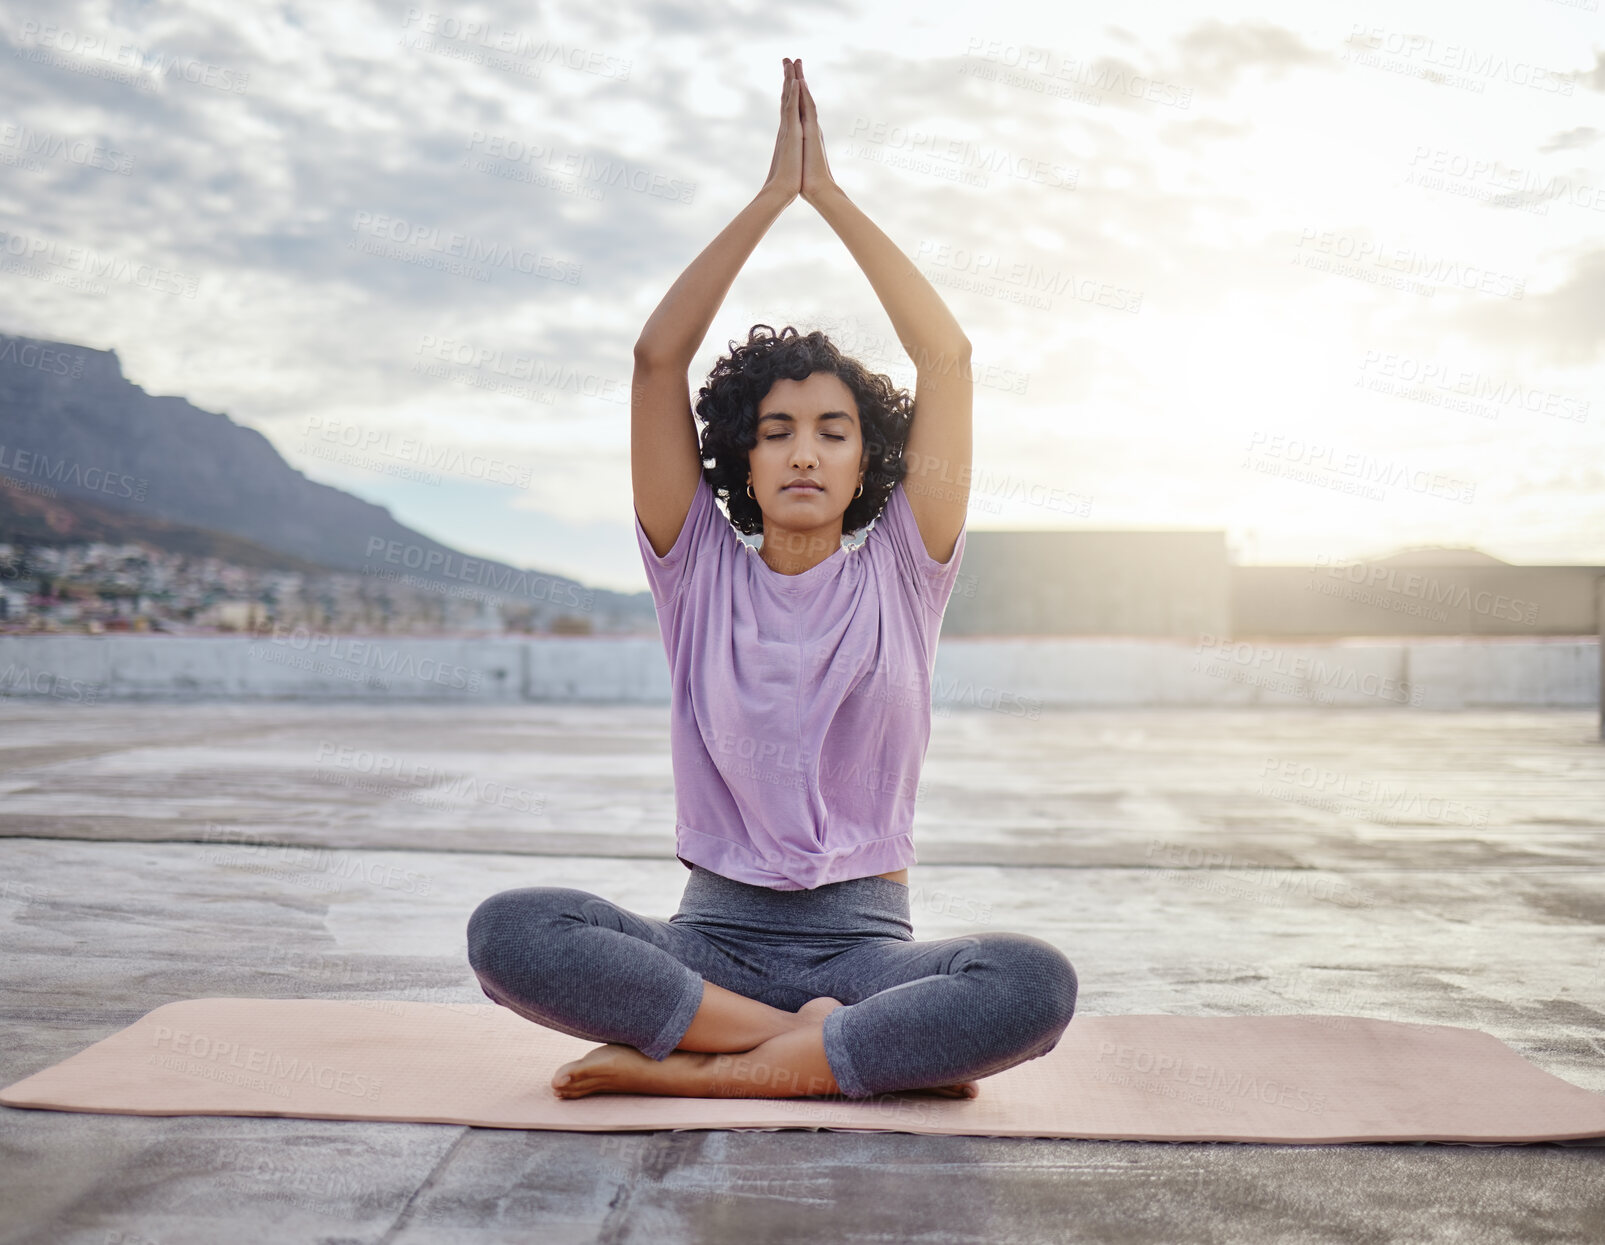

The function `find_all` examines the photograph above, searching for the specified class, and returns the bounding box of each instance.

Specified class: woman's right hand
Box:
[761,58,803,202]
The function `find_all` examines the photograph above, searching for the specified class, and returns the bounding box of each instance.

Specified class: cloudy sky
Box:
[3,0,1602,591]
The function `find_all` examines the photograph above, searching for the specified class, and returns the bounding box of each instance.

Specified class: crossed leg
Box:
[466,886,1074,1102]
[801,929,1079,1099]
[467,886,852,1099]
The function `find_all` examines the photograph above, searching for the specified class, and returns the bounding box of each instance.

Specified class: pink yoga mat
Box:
[4,998,1604,1145]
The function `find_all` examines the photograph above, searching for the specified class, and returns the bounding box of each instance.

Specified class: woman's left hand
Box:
[796,60,840,204]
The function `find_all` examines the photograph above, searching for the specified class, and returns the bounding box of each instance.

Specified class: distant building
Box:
[943,530,1231,637]
[194,599,269,631]
[939,532,1603,638]
[1233,549,1604,638]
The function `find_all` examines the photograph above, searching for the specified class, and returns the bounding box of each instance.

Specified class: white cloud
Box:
[2,0,1601,594]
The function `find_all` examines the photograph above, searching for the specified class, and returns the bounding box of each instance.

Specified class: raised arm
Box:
[795,60,972,565]
[632,62,804,557]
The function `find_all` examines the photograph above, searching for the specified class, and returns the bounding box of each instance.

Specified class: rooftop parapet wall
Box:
[0,634,1594,710]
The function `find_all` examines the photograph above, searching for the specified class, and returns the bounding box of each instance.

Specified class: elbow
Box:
[909,336,971,372]
[633,340,685,372]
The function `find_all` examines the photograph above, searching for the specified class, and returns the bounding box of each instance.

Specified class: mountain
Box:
[0,332,651,628]
[0,467,333,572]
[1368,547,1511,567]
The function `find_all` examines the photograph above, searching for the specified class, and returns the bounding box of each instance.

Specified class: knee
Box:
[990,933,1078,1043]
[465,886,583,978]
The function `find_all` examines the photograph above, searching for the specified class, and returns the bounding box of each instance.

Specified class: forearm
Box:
[808,185,970,370]
[633,188,793,368]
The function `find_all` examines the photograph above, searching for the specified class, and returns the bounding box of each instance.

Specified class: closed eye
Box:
[765,433,848,441]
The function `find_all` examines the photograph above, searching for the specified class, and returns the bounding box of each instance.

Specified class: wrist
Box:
[756,183,798,211]
[802,181,848,210]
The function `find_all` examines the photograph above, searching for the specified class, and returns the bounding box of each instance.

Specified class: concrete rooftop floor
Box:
[1,699,1603,1244]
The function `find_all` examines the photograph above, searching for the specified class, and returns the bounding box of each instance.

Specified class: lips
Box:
[783,482,823,492]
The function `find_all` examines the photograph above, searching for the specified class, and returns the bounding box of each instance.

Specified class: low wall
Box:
[937,635,1598,711]
[0,633,1596,709]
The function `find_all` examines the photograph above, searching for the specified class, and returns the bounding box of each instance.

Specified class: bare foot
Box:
[551,1043,714,1099]
[795,996,843,1025]
[912,1081,980,1099]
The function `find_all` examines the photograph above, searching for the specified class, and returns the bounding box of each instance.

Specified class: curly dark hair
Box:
[695,324,914,536]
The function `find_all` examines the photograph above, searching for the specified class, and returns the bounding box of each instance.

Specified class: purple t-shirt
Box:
[635,472,967,891]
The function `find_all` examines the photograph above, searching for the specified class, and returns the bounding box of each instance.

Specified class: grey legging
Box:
[465,863,1078,1099]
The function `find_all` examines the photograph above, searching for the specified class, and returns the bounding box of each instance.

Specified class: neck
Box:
[759,522,843,575]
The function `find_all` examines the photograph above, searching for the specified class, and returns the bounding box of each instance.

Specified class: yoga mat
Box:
[4,998,1605,1145]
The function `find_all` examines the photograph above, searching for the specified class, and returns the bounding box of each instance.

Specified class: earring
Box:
[746,482,755,499]
[854,480,864,499]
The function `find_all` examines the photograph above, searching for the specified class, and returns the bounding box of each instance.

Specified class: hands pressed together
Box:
[763,56,838,206]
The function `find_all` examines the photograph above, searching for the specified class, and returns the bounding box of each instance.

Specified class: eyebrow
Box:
[757,409,857,424]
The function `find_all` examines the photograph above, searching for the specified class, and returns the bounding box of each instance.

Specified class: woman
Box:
[467,57,1076,1102]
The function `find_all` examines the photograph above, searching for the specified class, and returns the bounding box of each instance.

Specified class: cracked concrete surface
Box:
[1,701,1603,1243]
